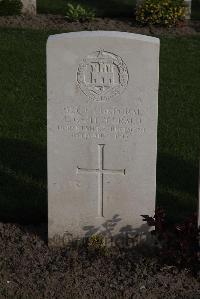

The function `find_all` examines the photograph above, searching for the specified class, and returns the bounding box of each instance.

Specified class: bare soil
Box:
[0,222,199,298]
[0,14,200,35]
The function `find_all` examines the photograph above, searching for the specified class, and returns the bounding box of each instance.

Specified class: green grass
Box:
[37,0,137,17]
[0,29,47,223]
[0,28,199,224]
[158,36,200,222]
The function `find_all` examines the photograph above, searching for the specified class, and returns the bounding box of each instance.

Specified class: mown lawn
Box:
[0,28,199,224]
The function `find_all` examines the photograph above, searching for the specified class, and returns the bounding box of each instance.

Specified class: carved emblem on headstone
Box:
[77,50,129,101]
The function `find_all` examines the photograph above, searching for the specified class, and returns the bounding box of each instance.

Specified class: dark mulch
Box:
[0,223,199,298]
[0,14,200,35]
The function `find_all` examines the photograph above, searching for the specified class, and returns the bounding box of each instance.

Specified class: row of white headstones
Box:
[22,0,192,19]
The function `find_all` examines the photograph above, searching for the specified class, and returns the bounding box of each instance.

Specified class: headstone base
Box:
[48,227,154,248]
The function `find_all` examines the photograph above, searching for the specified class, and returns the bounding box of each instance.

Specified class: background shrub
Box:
[0,0,22,16]
[66,2,96,22]
[136,0,186,27]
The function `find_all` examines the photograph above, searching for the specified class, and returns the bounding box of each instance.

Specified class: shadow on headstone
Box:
[49,214,152,248]
[82,214,151,248]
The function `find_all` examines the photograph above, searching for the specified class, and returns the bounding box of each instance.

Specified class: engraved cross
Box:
[76,144,125,218]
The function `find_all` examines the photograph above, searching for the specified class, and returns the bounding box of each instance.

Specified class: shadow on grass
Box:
[0,138,47,224]
[156,153,198,223]
[0,137,198,232]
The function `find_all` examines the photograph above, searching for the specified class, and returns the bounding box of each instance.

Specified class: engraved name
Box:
[57,105,145,140]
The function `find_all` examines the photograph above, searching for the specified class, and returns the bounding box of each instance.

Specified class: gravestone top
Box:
[47,31,160,246]
[48,31,159,43]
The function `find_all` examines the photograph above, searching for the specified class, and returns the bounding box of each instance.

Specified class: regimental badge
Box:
[77,50,129,101]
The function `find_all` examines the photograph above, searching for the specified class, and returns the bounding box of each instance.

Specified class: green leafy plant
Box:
[0,0,22,16]
[136,0,186,27]
[66,2,95,22]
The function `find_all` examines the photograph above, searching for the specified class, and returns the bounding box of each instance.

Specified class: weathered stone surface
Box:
[184,0,192,20]
[21,0,36,15]
[47,31,160,246]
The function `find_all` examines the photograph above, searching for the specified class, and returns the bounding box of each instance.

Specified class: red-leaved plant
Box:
[142,208,200,272]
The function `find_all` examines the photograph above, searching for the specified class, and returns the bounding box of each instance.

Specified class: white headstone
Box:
[184,0,192,20]
[21,0,36,15]
[47,31,160,246]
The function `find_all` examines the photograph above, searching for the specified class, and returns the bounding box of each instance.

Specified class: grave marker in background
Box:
[47,31,160,246]
[21,0,36,15]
